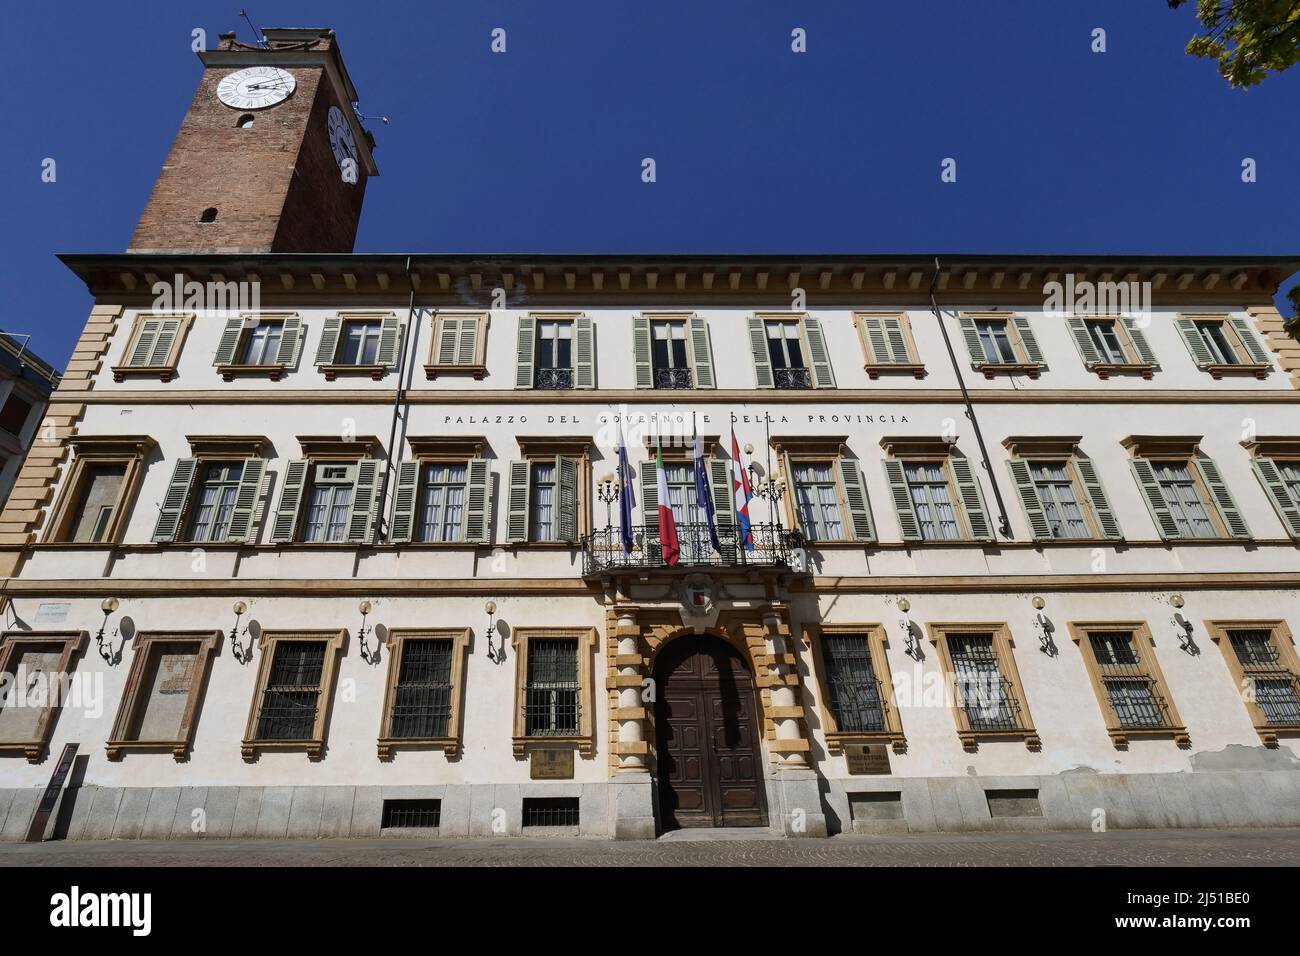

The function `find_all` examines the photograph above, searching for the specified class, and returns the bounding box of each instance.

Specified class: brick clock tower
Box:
[128,27,378,254]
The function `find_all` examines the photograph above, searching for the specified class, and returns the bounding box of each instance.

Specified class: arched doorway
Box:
[653,634,768,829]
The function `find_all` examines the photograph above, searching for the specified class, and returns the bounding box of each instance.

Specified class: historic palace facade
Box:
[2,29,1299,840]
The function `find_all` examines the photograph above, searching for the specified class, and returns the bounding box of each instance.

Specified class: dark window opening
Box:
[199,208,218,224]
[236,114,255,129]
[254,641,325,740]
[0,394,33,435]
[522,797,580,827]
[381,799,442,829]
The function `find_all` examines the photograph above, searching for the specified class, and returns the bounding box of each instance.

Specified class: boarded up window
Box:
[124,642,200,742]
[0,643,64,742]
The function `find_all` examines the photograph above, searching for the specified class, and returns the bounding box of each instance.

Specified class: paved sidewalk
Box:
[2,828,1299,866]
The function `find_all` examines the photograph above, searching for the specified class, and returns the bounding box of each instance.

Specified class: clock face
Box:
[327,105,360,174]
[216,66,296,110]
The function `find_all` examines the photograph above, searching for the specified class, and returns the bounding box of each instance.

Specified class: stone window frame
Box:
[213,311,304,381]
[1205,619,1300,747]
[957,311,1045,379]
[269,435,383,546]
[0,630,87,762]
[509,626,598,758]
[1120,435,1248,542]
[376,627,473,759]
[110,311,195,382]
[425,311,490,380]
[389,435,492,546]
[748,312,836,389]
[515,312,595,390]
[1068,620,1190,750]
[240,628,347,762]
[1240,437,1300,541]
[803,622,906,754]
[770,435,876,544]
[105,629,221,761]
[927,622,1041,752]
[44,435,156,545]
[315,311,401,381]
[853,311,926,379]
[1001,436,1122,542]
[506,436,592,546]
[1175,312,1272,380]
[151,435,270,545]
[1065,313,1158,380]
[879,437,995,543]
[631,312,717,390]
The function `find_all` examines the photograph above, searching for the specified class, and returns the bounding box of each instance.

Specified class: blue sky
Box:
[2,1,1298,368]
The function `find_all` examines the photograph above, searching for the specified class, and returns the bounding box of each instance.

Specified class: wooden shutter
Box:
[688,315,715,388]
[388,460,420,544]
[464,459,492,543]
[573,315,595,389]
[1012,315,1043,364]
[226,457,266,543]
[1122,318,1157,365]
[506,460,531,543]
[632,314,653,388]
[1229,317,1272,365]
[958,315,984,366]
[1074,458,1122,540]
[861,316,890,363]
[883,316,911,363]
[707,457,736,560]
[346,459,382,542]
[1130,458,1179,539]
[270,460,309,543]
[315,315,343,366]
[1175,317,1213,367]
[556,455,579,542]
[146,318,183,367]
[1005,459,1050,540]
[127,318,161,367]
[639,461,661,563]
[1194,455,1250,539]
[376,315,402,367]
[748,317,774,388]
[515,315,536,388]
[882,459,922,542]
[275,315,304,366]
[950,457,993,541]
[837,458,876,542]
[436,317,460,365]
[214,317,244,366]
[456,315,481,366]
[1066,315,1101,367]
[1252,457,1300,538]
[804,317,836,388]
[152,458,198,542]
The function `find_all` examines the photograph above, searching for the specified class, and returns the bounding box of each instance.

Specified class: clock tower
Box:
[128,27,378,254]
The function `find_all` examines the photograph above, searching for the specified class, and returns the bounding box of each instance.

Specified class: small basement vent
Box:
[522,797,580,827]
[381,799,442,829]
[848,791,904,822]
[985,789,1043,818]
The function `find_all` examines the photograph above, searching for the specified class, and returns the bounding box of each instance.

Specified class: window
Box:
[1153,462,1215,538]
[1207,621,1300,744]
[152,450,266,544]
[187,461,242,542]
[535,320,573,388]
[0,631,86,763]
[510,627,597,757]
[377,628,473,758]
[47,436,154,545]
[242,630,345,761]
[928,623,1038,751]
[112,313,193,381]
[242,322,282,365]
[976,319,1016,364]
[314,313,399,378]
[766,320,809,388]
[416,463,467,542]
[805,623,904,753]
[1066,315,1158,378]
[1031,462,1087,538]
[68,464,124,542]
[1004,440,1122,542]
[634,446,738,564]
[1127,442,1249,541]
[882,442,995,542]
[340,320,382,365]
[515,314,594,390]
[303,463,355,543]
[633,314,715,389]
[530,461,556,541]
[199,208,218,223]
[389,447,492,545]
[425,312,489,380]
[1070,622,1188,748]
[903,462,959,541]
[236,114,254,128]
[0,394,33,436]
[270,454,381,545]
[1176,314,1272,377]
[854,312,924,378]
[105,631,220,761]
[652,321,690,388]
[212,314,302,378]
[1248,454,1300,540]
[748,314,834,389]
[1087,320,1127,364]
[506,447,586,546]
[793,462,845,542]
[772,441,876,544]
[1196,321,1239,364]
[958,313,1043,377]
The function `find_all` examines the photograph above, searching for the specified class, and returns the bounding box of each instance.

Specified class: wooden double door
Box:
[654,635,768,829]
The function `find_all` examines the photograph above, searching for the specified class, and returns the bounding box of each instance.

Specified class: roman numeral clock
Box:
[216,65,296,110]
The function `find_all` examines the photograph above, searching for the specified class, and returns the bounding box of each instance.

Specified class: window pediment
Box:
[185,434,270,458]
[769,434,848,458]
[516,435,590,458]
[407,435,489,459]
[878,435,955,458]
[1120,435,1202,458]
[1240,436,1300,459]
[296,435,381,459]
[1002,435,1083,458]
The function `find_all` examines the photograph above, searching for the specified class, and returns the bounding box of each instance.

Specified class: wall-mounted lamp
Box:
[94,597,133,666]
[1169,594,1198,654]
[1031,595,1057,656]
[483,600,503,663]
[228,601,259,665]
[898,598,921,660]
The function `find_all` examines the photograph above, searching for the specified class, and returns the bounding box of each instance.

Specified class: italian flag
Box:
[656,441,680,566]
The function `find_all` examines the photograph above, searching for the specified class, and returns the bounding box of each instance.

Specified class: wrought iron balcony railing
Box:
[535,367,574,389]
[774,366,813,389]
[654,367,693,389]
[581,521,804,575]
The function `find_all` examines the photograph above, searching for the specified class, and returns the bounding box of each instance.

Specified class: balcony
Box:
[581,521,804,576]
[535,367,574,389]
[654,367,693,389]
[774,367,813,389]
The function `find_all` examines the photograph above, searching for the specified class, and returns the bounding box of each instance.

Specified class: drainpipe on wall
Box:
[374,256,421,544]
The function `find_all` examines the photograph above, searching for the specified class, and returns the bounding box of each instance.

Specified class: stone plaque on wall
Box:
[845,744,891,775]
[530,749,574,780]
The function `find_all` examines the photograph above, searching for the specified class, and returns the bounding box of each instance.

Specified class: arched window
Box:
[236,114,254,129]
[199,208,218,224]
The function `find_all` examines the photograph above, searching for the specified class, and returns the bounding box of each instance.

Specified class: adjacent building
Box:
[0,333,61,511]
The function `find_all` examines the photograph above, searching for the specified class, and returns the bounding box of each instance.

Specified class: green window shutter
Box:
[1229,317,1272,365]
[1130,458,1179,539]
[1005,459,1050,540]
[514,316,536,389]
[148,319,182,367]
[688,315,716,388]
[1194,455,1250,539]
[707,457,737,561]
[275,315,304,366]
[1252,457,1300,539]
[1067,315,1101,367]
[1175,317,1213,368]
[226,457,266,543]
[127,319,161,367]
[748,317,774,388]
[883,317,911,363]
[214,317,244,366]
[950,458,994,541]
[632,314,653,389]
[506,460,531,543]
[639,461,661,563]
[314,315,343,366]
[346,459,382,542]
[270,459,309,543]
[152,458,198,542]
[804,317,836,388]
[1121,318,1157,365]
[1073,458,1122,540]
[862,316,889,363]
[376,315,402,367]
[837,458,876,542]
[436,317,460,365]
[573,315,595,389]
[882,459,922,542]
[556,455,579,542]
[388,460,420,544]
[1012,315,1043,364]
[958,315,984,367]
[456,316,481,366]
[464,459,492,543]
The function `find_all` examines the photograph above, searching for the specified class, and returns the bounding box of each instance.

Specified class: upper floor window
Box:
[515,314,594,390]
[1125,438,1249,541]
[389,441,492,545]
[766,320,808,388]
[975,319,1016,364]
[1065,315,1158,379]
[341,320,383,365]
[151,440,267,544]
[1087,320,1126,364]
[0,394,34,436]
[652,321,689,387]
[47,435,155,546]
[69,465,124,542]
[958,313,1043,378]
[854,312,924,379]
[632,314,716,390]
[188,461,243,542]
[213,314,303,379]
[793,462,845,541]
[314,313,400,379]
[1175,314,1271,379]
[748,314,835,389]
[506,445,587,545]
[425,312,489,380]
[1003,438,1122,542]
[635,445,737,563]
[1249,451,1300,540]
[111,313,193,382]
[882,440,994,542]
[536,320,572,389]
[304,463,357,543]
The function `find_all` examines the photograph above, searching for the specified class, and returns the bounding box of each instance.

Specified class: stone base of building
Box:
[4,770,1300,841]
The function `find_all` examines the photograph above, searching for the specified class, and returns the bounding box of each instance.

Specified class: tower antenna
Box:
[238,9,266,48]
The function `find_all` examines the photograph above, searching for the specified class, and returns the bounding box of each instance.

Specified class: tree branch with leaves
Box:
[1168,0,1300,86]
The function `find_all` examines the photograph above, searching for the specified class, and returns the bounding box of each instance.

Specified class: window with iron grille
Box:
[381,799,442,829]
[1227,629,1300,726]
[188,461,244,543]
[948,633,1018,731]
[1088,631,1167,728]
[522,797,580,827]
[254,641,326,740]
[390,639,454,738]
[821,635,885,733]
[525,638,579,736]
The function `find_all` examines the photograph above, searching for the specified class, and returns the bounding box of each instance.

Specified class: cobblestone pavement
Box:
[2,828,1299,866]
